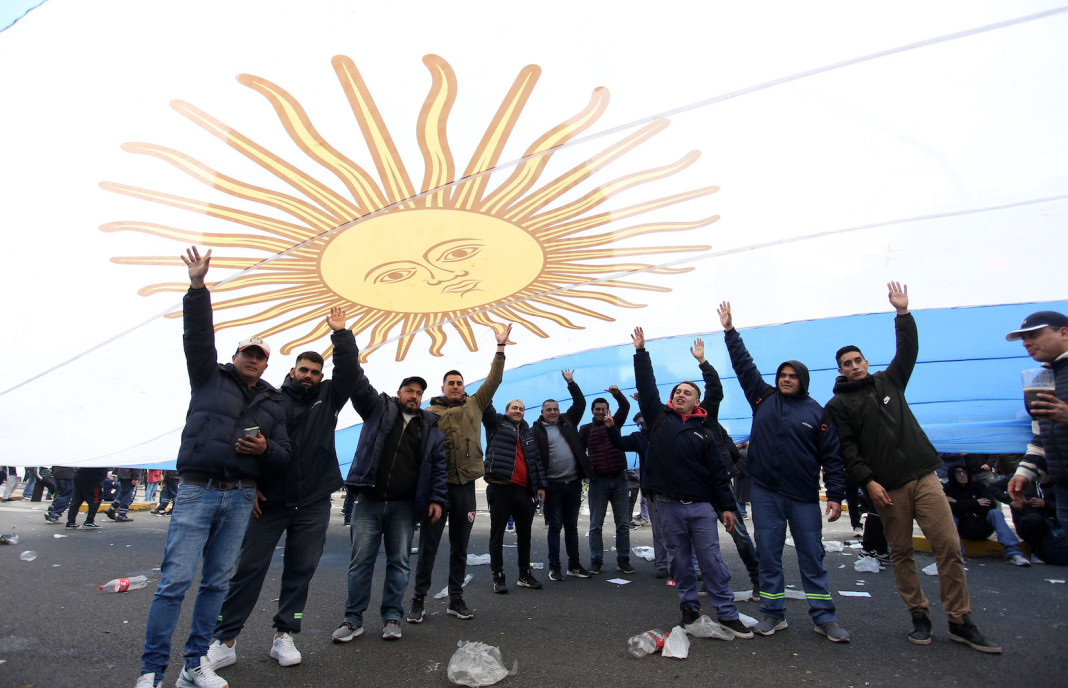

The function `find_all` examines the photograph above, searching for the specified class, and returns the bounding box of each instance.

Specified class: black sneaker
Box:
[447,597,474,620]
[115,514,134,522]
[548,567,564,582]
[617,560,636,574]
[908,611,932,645]
[948,616,1001,654]
[82,522,101,528]
[680,606,701,627]
[588,563,602,575]
[567,566,591,578]
[517,569,542,589]
[65,522,79,529]
[492,571,507,594]
[104,507,117,521]
[343,516,351,526]
[718,617,754,639]
[406,597,425,624]
[655,568,669,579]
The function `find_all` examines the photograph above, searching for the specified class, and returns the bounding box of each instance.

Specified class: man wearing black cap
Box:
[208,306,360,672]
[136,247,292,688]
[825,282,999,654]
[1006,309,1068,530]
[331,367,448,644]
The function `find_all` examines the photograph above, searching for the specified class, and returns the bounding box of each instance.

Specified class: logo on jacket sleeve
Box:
[801,421,814,429]
[467,511,476,523]
[883,396,891,405]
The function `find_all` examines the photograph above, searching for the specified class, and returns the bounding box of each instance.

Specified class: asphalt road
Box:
[1,496,1064,688]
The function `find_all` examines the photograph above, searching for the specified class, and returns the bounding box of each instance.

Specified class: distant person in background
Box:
[943,466,1029,567]
[145,469,163,503]
[66,466,108,529]
[106,467,140,522]
[45,466,76,523]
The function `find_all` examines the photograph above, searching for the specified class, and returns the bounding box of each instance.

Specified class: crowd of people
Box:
[8,250,1060,688]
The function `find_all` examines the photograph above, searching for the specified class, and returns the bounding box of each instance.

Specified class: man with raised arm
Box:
[630,327,751,639]
[579,386,633,574]
[208,306,359,671]
[406,325,511,623]
[532,370,593,581]
[824,282,999,653]
[719,301,850,643]
[135,247,291,688]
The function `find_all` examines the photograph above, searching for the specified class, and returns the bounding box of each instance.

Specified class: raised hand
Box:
[690,337,705,363]
[888,281,909,315]
[495,323,513,347]
[631,326,645,349]
[181,246,212,289]
[326,306,347,332]
[561,369,574,383]
[717,301,733,331]
[605,384,620,394]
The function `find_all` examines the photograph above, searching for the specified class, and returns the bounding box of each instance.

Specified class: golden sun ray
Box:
[103,55,720,361]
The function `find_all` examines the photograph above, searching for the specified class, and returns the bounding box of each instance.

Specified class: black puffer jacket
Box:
[263,328,359,509]
[484,414,547,497]
[532,380,591,479]
[825,313,941,491]
[177,287,291,481]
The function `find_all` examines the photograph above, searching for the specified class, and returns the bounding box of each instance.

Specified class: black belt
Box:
[655,494,695,504]
[180,475,255,491]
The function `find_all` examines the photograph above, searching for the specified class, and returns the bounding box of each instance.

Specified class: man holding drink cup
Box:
[1006,310,1068,530]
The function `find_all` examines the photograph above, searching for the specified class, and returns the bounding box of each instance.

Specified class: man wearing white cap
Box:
[1006,310,1068,530]
[135,247,292,688]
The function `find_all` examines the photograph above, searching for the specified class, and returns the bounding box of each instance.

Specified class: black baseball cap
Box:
[1005,311,1068,341]
[399,376,428,392]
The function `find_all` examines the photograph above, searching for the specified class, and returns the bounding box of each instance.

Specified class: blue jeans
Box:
[751,483,836,625]
[145,481,159,502]
[657,500,739,619]
[588,474,631,566]
[47,478,73,519]
[545,480,582,569]
[986,509,1023,558]
[344,496,415,627]
[111,479,136,515]
[140,483,256,679]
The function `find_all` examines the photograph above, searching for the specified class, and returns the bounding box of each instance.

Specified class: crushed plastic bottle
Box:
[100,575,150,592]
[0,533,19,545]
[627,629,666,658]
[19,550,37,561]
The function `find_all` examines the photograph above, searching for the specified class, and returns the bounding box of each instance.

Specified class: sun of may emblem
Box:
[102,55,718,361]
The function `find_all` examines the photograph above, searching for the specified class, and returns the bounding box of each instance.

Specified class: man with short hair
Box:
[532,370,592,581]
[406,326,511,623]
[720,303,850,643]
[1006,310,1068,530]
[333,371,447,643]
[208,307,359,671]
[579,388,633,574]
[135,247,292,688]
[824,282,999,653]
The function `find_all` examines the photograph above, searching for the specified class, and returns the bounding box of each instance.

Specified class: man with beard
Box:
[208,307,358,671]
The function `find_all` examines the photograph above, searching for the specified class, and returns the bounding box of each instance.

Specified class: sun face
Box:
[102,55,718,361]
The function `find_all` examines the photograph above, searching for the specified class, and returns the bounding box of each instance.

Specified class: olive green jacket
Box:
[428,353,505,484]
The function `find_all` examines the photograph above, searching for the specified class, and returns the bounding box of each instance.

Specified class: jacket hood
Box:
[430,393,468,408]
[664,403,708,421]
[281,374,320,400]
[776,360,811,397]
[831,372,875,394]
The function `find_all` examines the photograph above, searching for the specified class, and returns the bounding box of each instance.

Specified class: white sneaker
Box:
[207,639,236,670]
[134,674,159,688]
[270,632,302,666]
[176,656,228,688]
[1008,554,1031,567]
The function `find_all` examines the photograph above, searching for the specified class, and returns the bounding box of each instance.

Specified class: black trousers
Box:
[214,496,331,637]
[413,481,476,599]
[486,483,537,576]
[67,474,103,525]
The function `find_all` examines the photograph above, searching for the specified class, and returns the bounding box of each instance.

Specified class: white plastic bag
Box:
[683,614,733,640]
[824,540,844,553]
[854,556,881,573]
[632,546,655,562]
[661,626,690,659]
[922,562,939,576]
[447,640,517,687]
[467,553,491,566]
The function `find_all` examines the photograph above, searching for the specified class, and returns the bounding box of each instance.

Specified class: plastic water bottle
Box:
[627,629,666,658]
[100,575,150,592]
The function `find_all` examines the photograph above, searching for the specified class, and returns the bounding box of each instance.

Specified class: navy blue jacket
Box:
[345,351,448,525]
[266,328,359,509]
[484,414,547,497]
[724,328,846,504]
[633,348,736,510]
[178,287,291,481]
